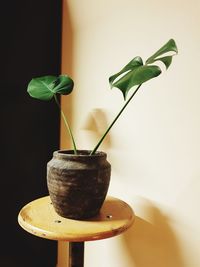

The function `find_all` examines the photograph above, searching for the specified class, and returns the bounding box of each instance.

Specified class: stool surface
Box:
[18,196,135,242]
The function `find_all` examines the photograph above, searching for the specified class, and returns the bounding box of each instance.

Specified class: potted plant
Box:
[27,39,178,219]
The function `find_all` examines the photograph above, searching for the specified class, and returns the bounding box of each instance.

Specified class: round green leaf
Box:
[27,76,57,101]
[27,75,74,101]
[52,75,74,95]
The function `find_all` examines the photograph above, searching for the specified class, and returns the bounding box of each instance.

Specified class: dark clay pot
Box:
[47,150,111,219]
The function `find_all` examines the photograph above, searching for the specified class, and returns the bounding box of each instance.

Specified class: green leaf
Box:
[109,56,143,87]
[112,65,161,99]
[109,39,178,99]
[52,75,74,95]
[27,76,57,101]
[27,75,74,101]
[146,39,178,69]
[151,56,172,69]
[109,56,161,100]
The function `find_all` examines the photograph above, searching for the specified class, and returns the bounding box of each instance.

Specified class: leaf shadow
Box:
[81,108,112,150]
[122,197,186,267]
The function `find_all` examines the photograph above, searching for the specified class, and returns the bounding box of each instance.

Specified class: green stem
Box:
[90,84,142,155]
[54,95,78,154]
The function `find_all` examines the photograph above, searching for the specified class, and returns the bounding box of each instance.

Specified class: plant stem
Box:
[90,84,142,155]
[54,95,78,154]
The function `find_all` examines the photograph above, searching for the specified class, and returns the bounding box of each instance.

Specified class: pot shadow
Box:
[122,197,186,267]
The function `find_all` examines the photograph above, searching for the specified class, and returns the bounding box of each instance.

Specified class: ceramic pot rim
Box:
[53,149,107,159]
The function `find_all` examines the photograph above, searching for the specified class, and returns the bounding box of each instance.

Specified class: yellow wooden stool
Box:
[18,196,135,267]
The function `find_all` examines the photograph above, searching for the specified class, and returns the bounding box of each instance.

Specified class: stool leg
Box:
[69,242,84,267]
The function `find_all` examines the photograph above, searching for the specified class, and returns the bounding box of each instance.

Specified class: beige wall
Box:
[61,0,200,266]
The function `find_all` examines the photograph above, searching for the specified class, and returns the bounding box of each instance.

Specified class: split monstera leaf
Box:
[27,39,178,155]
[109,39,178,100]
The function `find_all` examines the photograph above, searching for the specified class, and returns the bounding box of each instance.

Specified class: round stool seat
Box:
[18,196,135,242]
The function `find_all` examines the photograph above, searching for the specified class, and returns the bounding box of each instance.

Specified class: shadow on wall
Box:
[81,108,112,150]
[122,198,186,267]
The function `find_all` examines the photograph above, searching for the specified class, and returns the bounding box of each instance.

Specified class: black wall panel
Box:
[0,1,62,266]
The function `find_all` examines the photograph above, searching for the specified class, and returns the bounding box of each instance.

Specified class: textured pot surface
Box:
[47,150,111,219]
